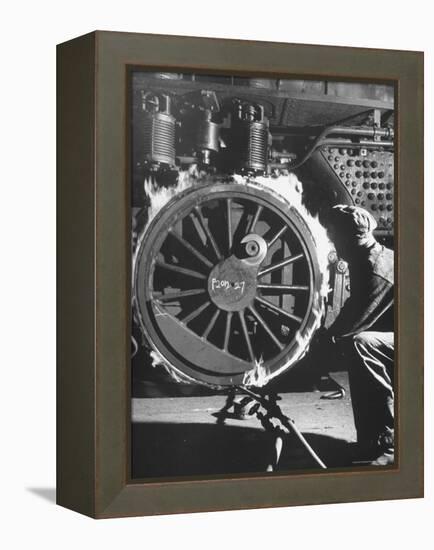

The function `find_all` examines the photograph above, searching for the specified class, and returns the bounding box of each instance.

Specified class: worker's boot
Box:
[370,431,394,466]
[350,439,378,463]
[351,429,394,465]
[371,449,394,466]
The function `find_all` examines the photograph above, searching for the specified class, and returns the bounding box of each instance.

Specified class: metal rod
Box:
[156,288,206,301]
[258,253,304,278]
[202,308,220,339]
[182,301,211,324]
[271,125,394,139]
[257,283,309,292]
[267,225,287,247]
[193,207,222,261]
[238,311,255,362]
[156,261,207,280]
[248,305,284,350]
[223,311,233,351]
[255,295,302,324]
[249,205,263,233]
[328,126,393,138]
[226,198,233,253]
[170,230,213,268]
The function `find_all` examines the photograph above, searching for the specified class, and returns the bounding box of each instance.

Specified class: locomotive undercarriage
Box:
[131,73,394,391]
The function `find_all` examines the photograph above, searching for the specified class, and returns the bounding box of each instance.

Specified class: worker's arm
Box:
[328,272,393,339]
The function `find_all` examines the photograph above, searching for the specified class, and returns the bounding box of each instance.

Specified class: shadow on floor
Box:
[27,487,56,504]
[131,421,354,479]
[132,352,347,399]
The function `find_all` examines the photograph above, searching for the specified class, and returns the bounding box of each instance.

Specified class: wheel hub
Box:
[208,256,258,312]
[207,233,267,312]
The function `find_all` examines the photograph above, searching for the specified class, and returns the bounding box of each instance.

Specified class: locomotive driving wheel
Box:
[134,182,323,387]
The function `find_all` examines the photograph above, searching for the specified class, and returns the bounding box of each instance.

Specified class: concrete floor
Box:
[131,371,361,479]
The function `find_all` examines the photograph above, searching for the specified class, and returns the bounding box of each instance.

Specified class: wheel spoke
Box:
[255,295,303,324]
[249,204,263,233]
[226,198,233,253]
[238,310,255,362]
[257,283,309,292]
[153,302,182,322]
[223,311,233,351]
[267,225,288,247]
[155,288,206,302]
[258,253,304,278]
[248,304,284,350]
[169,229,213,268]
[193,206,222,261]
[202,308,220,339]
[156,261,207,280]
[182,301,211,324]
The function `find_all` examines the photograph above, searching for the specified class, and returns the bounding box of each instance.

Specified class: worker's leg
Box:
[347,331,394,452]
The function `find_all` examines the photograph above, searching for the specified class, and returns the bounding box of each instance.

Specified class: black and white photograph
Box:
[130,70,395,479]
[2,0,431,540]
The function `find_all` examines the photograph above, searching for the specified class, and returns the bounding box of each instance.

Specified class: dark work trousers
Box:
[344,331,394,446]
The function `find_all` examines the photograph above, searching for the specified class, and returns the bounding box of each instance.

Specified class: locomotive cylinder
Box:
[229,101,269,174]
[142,92,176,169]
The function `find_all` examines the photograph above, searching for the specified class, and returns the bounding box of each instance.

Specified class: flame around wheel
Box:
[134,181,324,388]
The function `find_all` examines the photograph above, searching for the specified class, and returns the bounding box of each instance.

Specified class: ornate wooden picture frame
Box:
[57,31,423,518]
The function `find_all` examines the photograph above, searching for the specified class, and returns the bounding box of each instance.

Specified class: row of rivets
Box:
[324,147,394,228]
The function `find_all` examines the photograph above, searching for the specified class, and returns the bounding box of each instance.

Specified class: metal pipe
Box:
[238,386,327,469]
[271,125,394,139]
[271,122,394,170]
[289,137,393,171]
[316,138,394,149]
[327,126,394,139]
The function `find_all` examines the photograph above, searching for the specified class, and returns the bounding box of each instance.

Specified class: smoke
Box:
[136,168,332,388]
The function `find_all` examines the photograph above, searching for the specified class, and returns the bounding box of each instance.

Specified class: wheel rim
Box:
[134,182,322,387]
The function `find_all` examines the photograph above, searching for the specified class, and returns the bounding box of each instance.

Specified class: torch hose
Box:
[238,386,327,469]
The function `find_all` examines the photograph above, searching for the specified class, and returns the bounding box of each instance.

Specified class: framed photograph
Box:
[57,31,424,518]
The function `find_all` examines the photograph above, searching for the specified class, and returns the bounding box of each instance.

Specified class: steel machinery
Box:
[131,72,394,389]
